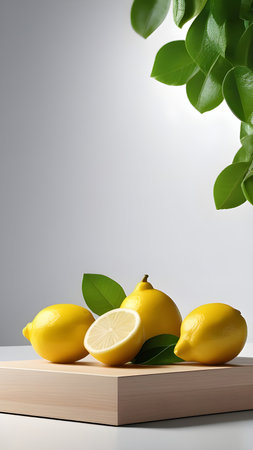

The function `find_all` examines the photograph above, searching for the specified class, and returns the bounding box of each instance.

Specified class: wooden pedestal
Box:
[0,357,253,426]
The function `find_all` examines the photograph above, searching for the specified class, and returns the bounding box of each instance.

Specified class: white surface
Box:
[0,345,253,450]
[1,0,253,347]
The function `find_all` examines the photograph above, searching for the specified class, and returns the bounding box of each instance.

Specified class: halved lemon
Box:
[84,308,144,366]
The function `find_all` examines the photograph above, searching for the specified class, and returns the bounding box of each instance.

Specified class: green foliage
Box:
[240,0,253,20]
[213,162,249,209]
[233,135,253,162]
[131,0,171,38]
[173,0,207,28]
[236,24,253,69]
[132,334,183,365]
[223,67,253,124]
[186,4,223,73]
[214,135,253,208]
[242,166,253,204]
[130,0,253,209]
[185,1,244,72]
[240,122,253,143]
[186,57,231,113]
[151,41,197,85]
[82,274,126,315]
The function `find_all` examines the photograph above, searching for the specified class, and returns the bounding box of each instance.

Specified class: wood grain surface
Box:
[0,357,253,425]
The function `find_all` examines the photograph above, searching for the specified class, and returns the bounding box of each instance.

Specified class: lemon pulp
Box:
[84,308,144,366]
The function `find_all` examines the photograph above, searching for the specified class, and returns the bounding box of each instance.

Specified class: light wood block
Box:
[0,357,253,426]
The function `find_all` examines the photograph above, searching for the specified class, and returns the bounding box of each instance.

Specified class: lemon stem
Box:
[142,274,149,282]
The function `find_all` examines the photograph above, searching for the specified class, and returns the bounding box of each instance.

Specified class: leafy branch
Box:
[131,0,253,209]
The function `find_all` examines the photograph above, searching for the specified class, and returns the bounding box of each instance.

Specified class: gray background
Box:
[0,0,252,345]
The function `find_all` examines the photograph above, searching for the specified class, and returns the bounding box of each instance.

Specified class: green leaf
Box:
[233,136,253,162]
[132,334,183,365]
[223,66,253,124]
[151,41,197,86]
[211,0,244,64]
[186,56,231,113]
[82,274,126,316]
[213,162,250,209]
[236,23,253,69]
[233,147,253,163]
[244,20,252,29]
[131,0,171,39]
[186,2,217,73]
[230,136,253,206]
[242,165,253,204]
[240,0,253,20]
[173,0,207,28]
[186,0,244,73]
[240,122,253,143]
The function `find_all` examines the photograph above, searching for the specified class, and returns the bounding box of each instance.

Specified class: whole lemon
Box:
[23,304,95,363]
[174,303,247,364]
[120,275,182,340]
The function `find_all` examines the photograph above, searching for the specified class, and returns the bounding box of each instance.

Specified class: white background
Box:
[0,0,252,345]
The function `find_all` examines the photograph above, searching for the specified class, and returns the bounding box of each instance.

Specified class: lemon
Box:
[120,275,182,340]
[23,304,95,363]
[174,303,247,364]
[84,308,144,366]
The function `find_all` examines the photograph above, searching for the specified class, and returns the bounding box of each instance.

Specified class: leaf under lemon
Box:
[132,334,184,365]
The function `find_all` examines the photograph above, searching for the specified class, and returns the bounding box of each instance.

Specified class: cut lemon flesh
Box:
[84,308,144,366]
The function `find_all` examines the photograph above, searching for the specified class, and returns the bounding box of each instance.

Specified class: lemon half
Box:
[84,308,144,366]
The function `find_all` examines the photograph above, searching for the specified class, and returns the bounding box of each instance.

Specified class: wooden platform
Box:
[0,357,253,426]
